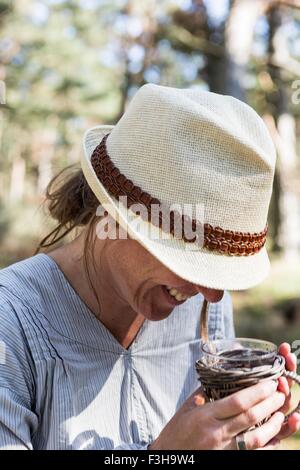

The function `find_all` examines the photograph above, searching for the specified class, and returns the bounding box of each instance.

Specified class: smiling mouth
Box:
[162,286,194,305]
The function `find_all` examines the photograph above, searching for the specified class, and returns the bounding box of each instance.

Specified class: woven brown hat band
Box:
[90,133,267,257]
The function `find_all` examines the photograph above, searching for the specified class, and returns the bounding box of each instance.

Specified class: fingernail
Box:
[277,412,285,422]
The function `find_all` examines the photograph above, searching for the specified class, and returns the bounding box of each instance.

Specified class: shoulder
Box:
[0,287,36,405]
[0,280,29,347]
[0,255,58,359]
[0,254,57,314]
[0,259,39,356]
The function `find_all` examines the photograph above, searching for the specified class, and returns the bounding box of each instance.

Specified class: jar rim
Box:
[200,337,278,362]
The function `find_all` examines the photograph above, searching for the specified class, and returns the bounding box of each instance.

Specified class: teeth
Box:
[166,286,189,301]
[169,288,178,296]
[175,293,186,301]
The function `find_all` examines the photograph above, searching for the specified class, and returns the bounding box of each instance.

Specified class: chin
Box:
[138,287,177,321]
[149,313,172,321]
[143,306,175,322]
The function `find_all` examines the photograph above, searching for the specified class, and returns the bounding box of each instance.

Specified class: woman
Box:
[0,84,299,450]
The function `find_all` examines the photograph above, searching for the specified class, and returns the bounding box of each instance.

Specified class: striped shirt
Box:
[0,253,234,450]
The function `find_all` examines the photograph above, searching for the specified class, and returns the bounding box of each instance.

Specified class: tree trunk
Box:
[222,0,264,100]
[9,156,25,203]
[37,141,54,195]
[267,6,300,259]
[116,0,157,120]
[31,129,55,195]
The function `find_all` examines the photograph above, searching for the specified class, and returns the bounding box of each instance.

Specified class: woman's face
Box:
[101,238,224,321]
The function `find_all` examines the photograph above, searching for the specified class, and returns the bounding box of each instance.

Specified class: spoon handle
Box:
[200,299,209,343]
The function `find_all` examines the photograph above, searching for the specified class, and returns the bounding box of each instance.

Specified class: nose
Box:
[194,285,224,303]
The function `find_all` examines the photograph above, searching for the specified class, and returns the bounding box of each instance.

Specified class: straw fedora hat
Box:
[81,84,276,291]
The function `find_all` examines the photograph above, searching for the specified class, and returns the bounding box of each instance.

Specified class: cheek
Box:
[108,240,178,315]
[137,285,175,320]
[108,251,143,302]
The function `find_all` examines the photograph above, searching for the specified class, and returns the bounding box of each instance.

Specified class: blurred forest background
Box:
[0,0,300,448]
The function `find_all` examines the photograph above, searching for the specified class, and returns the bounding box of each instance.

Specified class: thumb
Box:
[186,387,207,408]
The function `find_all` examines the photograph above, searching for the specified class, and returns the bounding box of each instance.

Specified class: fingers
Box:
[214,380,278,419]
[279,343,290,356]
[279,392,292,414]
[243,412,285,450]
[277,376,289,396]
[288,412,300,433]
[284,353,297,388]
[223,392,285,436]
[276,412,300,440]
[256,438,281,450]
[285,353,297,372]
[284,353,297,387]
[278,343,296,389]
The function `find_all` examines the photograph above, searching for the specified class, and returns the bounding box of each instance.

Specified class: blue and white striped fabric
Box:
[0,254,234,450]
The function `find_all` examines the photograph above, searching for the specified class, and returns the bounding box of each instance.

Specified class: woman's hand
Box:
[149,380,286,450]
[273,343,300,445]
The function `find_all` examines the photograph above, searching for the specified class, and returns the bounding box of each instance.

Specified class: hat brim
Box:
[82,125,270,291]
